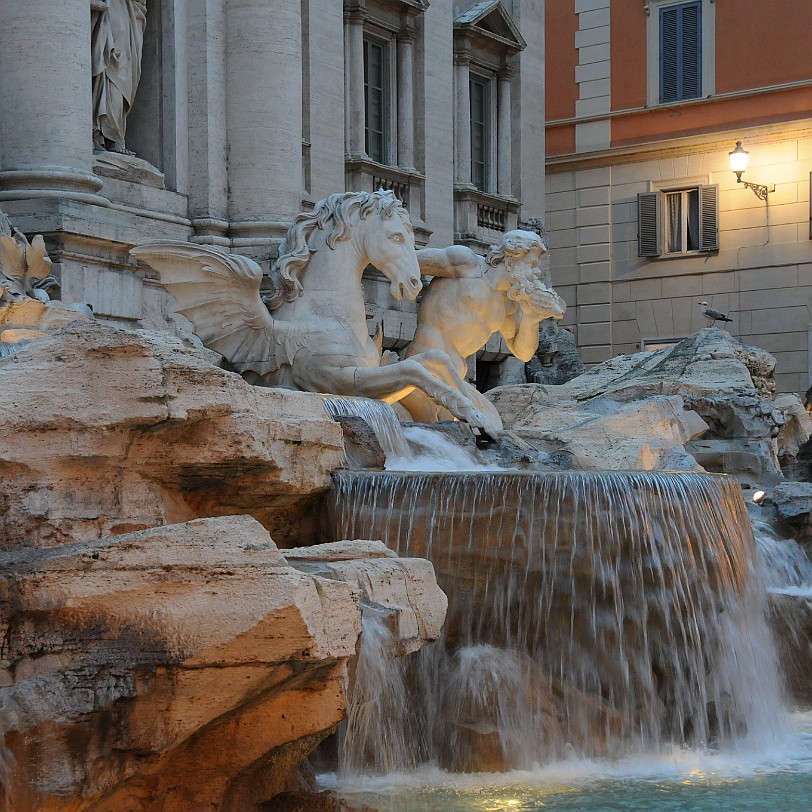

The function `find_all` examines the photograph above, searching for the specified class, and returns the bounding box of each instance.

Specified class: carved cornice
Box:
[345,0,428,19]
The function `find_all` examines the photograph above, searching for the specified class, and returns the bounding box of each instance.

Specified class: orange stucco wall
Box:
[545,0,578,121]
[546,122,576,156]
[611,84,812,148]
[610,0,647,111]
[716,0,812,93]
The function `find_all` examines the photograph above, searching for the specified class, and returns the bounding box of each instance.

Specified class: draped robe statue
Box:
[91,0,147,155]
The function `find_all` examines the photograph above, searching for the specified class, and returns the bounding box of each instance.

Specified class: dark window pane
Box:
[687,189,700,250]
[470,78,488,191]
[364,39,388,163]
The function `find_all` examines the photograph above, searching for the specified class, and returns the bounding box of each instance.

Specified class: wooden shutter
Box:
[638,192,661,257]
[660,2,702,103]
[698,184,719,252]
[681,3,702,99]
[660,7,678,103]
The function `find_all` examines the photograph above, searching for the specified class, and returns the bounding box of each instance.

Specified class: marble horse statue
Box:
[132,190,498,436]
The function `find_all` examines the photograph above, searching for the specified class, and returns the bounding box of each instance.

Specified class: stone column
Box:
[0,0,106,204]
[454,53,472,187]
[344,7,366,160]
[187,0,230,247]
[396,31,415,171]
[226,0,302,252]
[497,70,513,198]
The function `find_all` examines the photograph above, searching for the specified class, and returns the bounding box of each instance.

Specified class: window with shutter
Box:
[659,1,702,104]
[698,184,719,251]
[638,192,661,257]
[639,184,718,258]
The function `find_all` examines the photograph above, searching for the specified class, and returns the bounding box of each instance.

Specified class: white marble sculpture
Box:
[0,210,94,357]
[132,190,499,436]
[91,0,147,155]
[0,211,58,303]
[400,230,566,430]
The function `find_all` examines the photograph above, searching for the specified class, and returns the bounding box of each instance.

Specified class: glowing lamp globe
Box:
[729,141,749,181]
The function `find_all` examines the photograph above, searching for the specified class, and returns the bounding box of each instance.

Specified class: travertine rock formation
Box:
[0,320,343,549]
[0,515,443,811]
[768,593,812,706]
[771,481,812,547]
[286,540,448,657]
[488,328,800,477]
[526,322,585,386]
[0,320,449,810]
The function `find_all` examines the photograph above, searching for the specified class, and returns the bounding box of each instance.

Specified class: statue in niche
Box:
[131,190,501,438]
[399,230,566,430]
[91,0,147,155]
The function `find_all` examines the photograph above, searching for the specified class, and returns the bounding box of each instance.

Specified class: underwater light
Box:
[752,490,766,504]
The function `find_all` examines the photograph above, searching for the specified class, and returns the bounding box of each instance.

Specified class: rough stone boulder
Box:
[487,388,707,472]
[488,328,798,477]
[774,393,812,466]
[285,540,448,656]
[0,321,344,548]
[770,481,812,547]
[0,515,446,811]
[768,593,812,706]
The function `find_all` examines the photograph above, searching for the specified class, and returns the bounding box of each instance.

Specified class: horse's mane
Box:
[266,189,411,311]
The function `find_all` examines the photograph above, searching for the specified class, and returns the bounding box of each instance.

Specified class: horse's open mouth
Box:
[393,278,422,301]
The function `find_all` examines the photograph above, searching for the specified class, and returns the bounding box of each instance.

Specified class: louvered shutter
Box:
[638,192,661,257]
[660,2,702,103]
[698,184,719,252]
[681,3,701,99]
[660,7,678,103]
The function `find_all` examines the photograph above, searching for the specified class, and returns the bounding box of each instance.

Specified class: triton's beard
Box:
[505,260,547,303]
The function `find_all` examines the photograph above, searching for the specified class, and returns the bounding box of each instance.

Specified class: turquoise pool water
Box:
[325,712,812,812]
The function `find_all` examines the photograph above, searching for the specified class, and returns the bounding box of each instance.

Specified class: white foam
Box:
[323,713,812,795]
[385,426,504,472]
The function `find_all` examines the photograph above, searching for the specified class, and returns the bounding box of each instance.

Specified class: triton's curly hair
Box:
[266,189,412,311]
[485,229,546,268]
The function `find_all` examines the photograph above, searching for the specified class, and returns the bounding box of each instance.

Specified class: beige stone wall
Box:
[546,124,812,393]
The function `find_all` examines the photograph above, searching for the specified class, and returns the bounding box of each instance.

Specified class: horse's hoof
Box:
[474,428,496,446]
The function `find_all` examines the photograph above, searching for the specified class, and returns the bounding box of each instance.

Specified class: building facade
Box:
[0,0,545,359]
[545,0,812,394]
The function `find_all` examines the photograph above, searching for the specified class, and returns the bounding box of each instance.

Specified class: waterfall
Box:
[323,396,412,459]
[753,517,812,594]
[322,396,497,471]
[339,611,419,775]
[330,470,787,771]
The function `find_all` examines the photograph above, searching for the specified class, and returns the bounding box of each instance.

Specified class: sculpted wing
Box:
[130,242,304,377]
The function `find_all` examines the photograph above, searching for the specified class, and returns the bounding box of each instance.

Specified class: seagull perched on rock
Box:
[698,301,733,327]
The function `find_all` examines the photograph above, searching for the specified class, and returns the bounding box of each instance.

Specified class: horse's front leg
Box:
[322,362,501,438]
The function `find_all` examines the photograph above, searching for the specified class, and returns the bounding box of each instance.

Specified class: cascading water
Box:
[753,516,812,595]
[323,396,412,459]
[330,470,787,772]
[339,612,418,776]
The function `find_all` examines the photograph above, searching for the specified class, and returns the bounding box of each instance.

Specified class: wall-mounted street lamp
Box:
[729,141,773,201]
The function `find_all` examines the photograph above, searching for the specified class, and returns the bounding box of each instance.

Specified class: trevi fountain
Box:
[3,190,812,812]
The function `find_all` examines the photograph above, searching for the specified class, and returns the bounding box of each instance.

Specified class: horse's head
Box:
[270,189,422,308]
[361,193,422,301]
